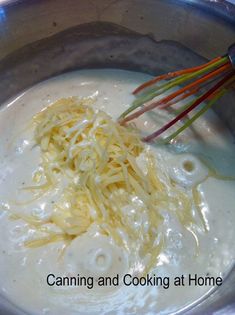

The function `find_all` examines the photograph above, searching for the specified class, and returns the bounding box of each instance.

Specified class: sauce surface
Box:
[0,69,235,315]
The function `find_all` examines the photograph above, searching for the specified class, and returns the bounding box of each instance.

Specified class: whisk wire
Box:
[142,71,235,142]
[120,57,229,121]
[119,60,231,125]
[119,44,235,142]
[133,56,225,95]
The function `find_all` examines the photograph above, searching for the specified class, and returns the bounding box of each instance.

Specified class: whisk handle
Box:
[228,43,235,68]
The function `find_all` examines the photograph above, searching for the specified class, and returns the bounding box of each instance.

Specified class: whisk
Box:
[118,43,235,143]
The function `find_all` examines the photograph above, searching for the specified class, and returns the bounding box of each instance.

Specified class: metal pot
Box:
[0,1,234,314]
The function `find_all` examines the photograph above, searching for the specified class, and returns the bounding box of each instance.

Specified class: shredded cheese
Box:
[15,97,195,273]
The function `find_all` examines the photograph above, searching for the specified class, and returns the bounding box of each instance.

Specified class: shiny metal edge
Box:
[174,0,235,24]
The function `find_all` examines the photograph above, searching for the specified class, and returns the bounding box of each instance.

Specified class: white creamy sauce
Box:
[0,69,235,315]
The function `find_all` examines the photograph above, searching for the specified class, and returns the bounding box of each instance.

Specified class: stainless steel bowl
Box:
[0,1,234,314]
